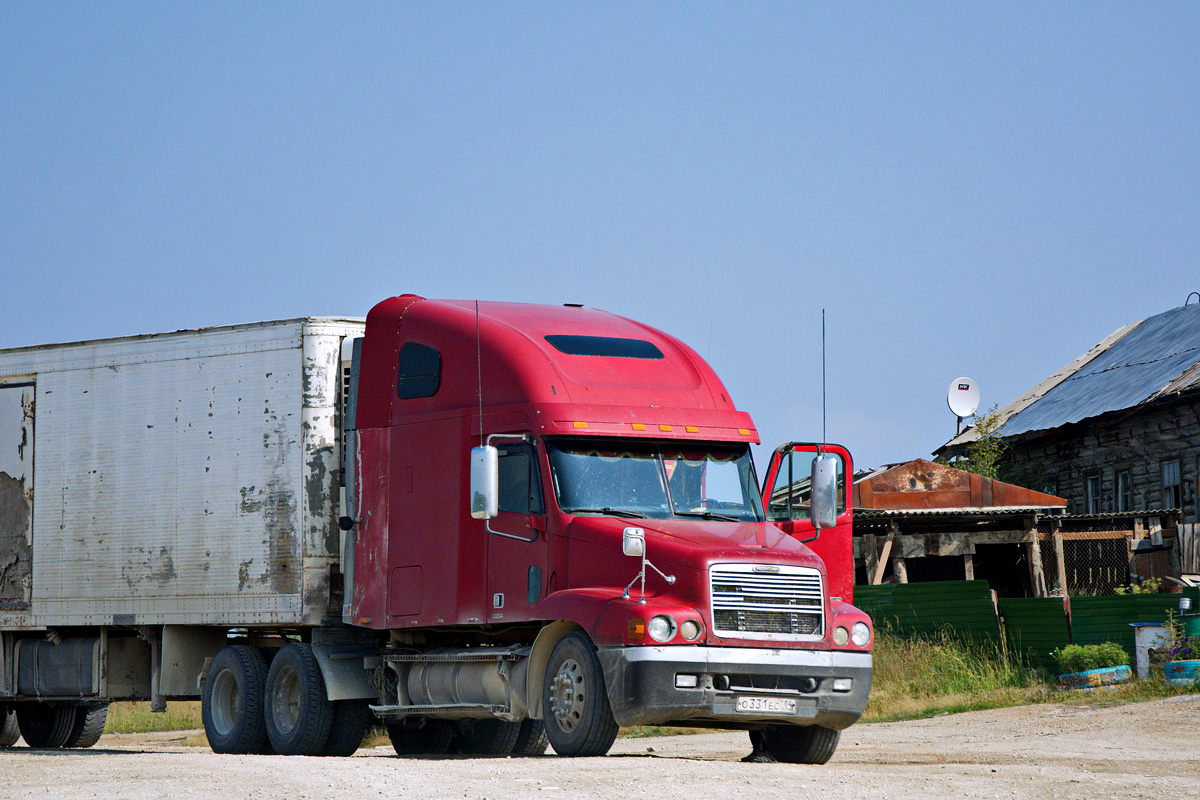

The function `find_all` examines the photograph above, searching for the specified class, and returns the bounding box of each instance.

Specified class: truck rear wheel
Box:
[265,643,334,756]
[202,644,270,754]
[749,724,840,764]
[16,702,75,749]
[320,699,372,756]
[63,703,109,748]
[455,718,523,754]
[541,632,618,757]
[387,718,456,755]
[0,704,20,747]
[513,719,549,755]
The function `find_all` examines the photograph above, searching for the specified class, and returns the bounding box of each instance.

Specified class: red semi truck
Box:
[0,295,871,763]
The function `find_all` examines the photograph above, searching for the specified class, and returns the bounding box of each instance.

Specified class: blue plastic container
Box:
[1057,664,1132,690]
[1163,660,1200,687]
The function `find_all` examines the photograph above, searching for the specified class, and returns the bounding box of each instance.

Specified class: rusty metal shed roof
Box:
[943,302,1200,448]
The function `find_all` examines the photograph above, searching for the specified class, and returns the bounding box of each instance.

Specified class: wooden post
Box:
[863,534,879,585]
[893,557,909,584]
[963,552,975,581]
[872,524,898,585]
[1053,525,1068,596]
[1027,517,1047,597]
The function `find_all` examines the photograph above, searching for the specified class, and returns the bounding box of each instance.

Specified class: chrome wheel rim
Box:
[211,669,239,736]
[270,666,301,735]
[549,657,584,732]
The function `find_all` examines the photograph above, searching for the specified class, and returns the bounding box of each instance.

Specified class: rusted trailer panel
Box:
[0,318,364,630]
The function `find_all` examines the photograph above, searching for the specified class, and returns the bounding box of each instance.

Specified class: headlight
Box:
[851,622,871,647]
[680,619,704,641]
[648,615,678,642]
[832,626,850,646]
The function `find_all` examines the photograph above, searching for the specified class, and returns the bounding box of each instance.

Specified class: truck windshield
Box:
[546,439,764,522]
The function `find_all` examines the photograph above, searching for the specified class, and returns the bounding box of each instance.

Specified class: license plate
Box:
[735,695,797,715]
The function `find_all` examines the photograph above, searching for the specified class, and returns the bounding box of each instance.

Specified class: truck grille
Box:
[710,564,824,640]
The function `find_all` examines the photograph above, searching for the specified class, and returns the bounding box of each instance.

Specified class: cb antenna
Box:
[476,301,484,447]
[821,309,827,444]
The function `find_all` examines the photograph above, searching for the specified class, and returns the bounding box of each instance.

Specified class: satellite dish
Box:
[947,376,980,418]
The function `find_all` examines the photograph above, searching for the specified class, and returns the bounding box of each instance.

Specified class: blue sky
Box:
[2,3,1197,470]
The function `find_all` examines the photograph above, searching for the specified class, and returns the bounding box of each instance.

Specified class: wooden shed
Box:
[851,460,1179,597]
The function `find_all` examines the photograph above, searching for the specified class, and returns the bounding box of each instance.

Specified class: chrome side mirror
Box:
[810,453,839,529]
[622,527,646,557]
[470,445,499,520]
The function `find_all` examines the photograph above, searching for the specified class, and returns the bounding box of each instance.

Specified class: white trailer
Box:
[0,318,366,748]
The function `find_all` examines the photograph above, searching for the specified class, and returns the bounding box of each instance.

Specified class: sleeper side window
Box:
[396,343,441,399]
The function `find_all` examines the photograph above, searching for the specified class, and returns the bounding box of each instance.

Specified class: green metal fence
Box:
[854,581,1200,674]
[854,580,1000,646]
[997,598,1070,673]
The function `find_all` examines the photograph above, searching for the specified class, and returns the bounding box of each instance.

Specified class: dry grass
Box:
[863,629,1044,722]
[104,700,203,734]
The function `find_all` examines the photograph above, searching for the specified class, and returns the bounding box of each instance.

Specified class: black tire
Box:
[265,643,334,756]
[0,704,20,747]
[541,632,618,757]
[512,718,549,755]
[320,699,373,756]
[455,719,523,755]
[387,718,456,755]
[16,702,76,749]
[202,644,270,754]
[750,725,841,765]
[63,703,109,748]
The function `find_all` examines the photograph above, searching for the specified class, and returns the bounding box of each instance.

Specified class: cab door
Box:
[485,440,550,624]
[761,442,855,603]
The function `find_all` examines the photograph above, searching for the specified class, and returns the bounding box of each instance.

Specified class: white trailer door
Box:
[0,382,34,607]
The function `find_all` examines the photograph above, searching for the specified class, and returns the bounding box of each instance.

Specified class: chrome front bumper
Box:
[596,645,872,730]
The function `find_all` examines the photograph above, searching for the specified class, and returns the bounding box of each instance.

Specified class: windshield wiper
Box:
[674,510,741,522]
[564,507,646,518]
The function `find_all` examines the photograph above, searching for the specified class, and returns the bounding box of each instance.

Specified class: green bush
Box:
[1054,642,1129,674]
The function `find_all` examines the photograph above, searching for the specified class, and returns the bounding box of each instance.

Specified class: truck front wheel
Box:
[541,632,618,757]
[264,643,334,756]
[749,724,840,764]
[202,645,270,754]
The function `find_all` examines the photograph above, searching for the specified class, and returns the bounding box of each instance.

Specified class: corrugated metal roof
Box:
[854,507,1058,519]
[943,303,1200,448]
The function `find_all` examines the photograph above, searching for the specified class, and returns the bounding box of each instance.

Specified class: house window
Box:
[1117,470,1132,513]
[1085,473,1102,515]
[1162,460,1182,510]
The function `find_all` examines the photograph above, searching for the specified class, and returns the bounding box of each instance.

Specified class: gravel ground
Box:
[2,695,1197,800]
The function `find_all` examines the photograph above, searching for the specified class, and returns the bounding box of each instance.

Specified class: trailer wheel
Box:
[541,632,618,757]
[0,704,20,747]
[265,643,334,756]
[16,702,75,749]
[63,703,109,748]
[202,644,269,754]
[748,724,840,764]
[387,718,456,755]
[320,699,373,756]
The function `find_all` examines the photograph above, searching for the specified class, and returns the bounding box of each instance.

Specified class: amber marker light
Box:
[627,618,646,640]
[573,421,588,429]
